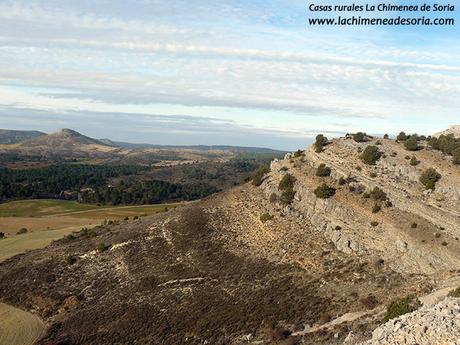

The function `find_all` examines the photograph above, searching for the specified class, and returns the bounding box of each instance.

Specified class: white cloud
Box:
[0,1,459,146]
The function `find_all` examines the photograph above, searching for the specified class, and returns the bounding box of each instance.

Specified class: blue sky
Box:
[0,0,459,150]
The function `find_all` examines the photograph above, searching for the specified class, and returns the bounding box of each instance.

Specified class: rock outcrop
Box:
[433,125,460,138]
[354,297,460,345]
[260,136,460,274]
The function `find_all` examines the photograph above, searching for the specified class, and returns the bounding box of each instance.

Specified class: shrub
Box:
[314,134,328,153]
[369,172,378,178]
[280,189,296,204]
[420,168,441,190]
[314,184,336,199]
[370,221,379,227]
[335,225,342,230]
[16,228,28,235]
[65,254,76,265]
[370,187,387,201]
[0,232,5,239]
[356,166,362,171]
[411,223,418,229]
[372,204,381,213]
[65,234,76,241]
[385,200,393,207]
[363,192,370,199]
[293,150,304,158]
[453,147,460,165]
[269,193,278,203]
[280,166,289,172]
[252,165,270,186]
[260,213,274,223]
[267,327,291,341]
[316,163,331,177]
[397,131,409,141]
[448,287,460,298]
[404,135,419,151]
[361,146,382,165]
[360,294,379,310]
[382,295,421,323]
[383,134,389,139]
[353,132,366,142]
[338,177,346,185]
[279,174,296,191]
[97,242,108,253]
[410,155,420,166]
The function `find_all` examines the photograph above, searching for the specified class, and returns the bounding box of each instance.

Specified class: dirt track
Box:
[0,303,45,345]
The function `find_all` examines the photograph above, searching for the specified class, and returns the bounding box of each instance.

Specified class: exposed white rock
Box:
[356,297,460,345]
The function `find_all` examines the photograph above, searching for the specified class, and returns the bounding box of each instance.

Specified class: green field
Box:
[0,199,183,263]
[0,199,109,217]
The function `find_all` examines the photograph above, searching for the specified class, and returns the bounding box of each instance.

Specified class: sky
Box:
[0,0,459,150]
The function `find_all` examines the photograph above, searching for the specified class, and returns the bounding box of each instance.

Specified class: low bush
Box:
[16,227,28,235]
[314,184,336,199]
[420,168,441,190]
[338,177,346,185]
[383,134,389,139]
[293,150,304,158]
[360,294,379,310]
[316,163,331,177]
[314,134,328,153]
[448,286,460,298]
[369,172,378,178]
[353,132,366,142]
[252,165,270,186]
[397,131,409,141]
[361,146,382,165]
[404,135,419,151]
[269,193,278,203]
[267,327,291,341]
[279,174,296,191]
[370,187,387,201]
[0,232,5,239]
[382,295,421,323]
[410,155,420,166]
[97,242,108,253]
[65,254,76,265]
[370,221,379,227]
[411,223,418,229]
[260,213,274,223]
[372,204,381,213]
[280,189,296,204]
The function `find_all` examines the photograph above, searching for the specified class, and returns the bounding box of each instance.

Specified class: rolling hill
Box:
[0,128,285,166]
[0,129,45,144]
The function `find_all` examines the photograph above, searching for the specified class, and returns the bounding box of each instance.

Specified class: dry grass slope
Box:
[0,303,45,345]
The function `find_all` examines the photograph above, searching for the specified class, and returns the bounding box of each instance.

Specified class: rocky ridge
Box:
[260,136,460,274]
[354,297,460,345]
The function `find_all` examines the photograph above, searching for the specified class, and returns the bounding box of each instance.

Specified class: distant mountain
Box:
[107,140,285,153]
[18,128,111,149]
[0,129,46,144]
[5,128,121,159]
[0,128,285,166]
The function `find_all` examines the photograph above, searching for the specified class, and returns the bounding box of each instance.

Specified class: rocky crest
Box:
[433,125,460,138]
[260,136,460,275]
[354,297,460,345]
